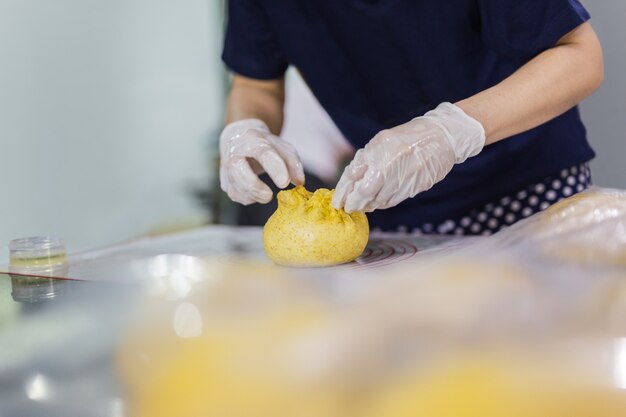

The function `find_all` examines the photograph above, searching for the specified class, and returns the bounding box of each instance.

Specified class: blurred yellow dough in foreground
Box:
[263,186,369,267]
[365,354,626,417]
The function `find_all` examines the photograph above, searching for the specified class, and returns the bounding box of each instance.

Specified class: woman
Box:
[219,1,603,235]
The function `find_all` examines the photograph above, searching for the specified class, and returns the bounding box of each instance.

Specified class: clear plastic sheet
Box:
[3,188,626,416]
[487,187,626,249]
[0,227,469,282]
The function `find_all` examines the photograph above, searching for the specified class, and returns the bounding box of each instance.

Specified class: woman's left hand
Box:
[332,103,486,213]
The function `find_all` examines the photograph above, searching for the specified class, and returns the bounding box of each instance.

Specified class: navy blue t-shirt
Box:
[222,0,595,230]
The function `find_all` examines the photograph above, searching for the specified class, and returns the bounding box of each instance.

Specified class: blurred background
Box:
[0,0,624,262]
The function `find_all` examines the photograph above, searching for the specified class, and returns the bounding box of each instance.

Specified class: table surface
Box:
[0,227,475,416]
[1,224,625,416]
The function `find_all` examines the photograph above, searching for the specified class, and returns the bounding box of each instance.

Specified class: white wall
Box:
[579,0,626,188]
[0,0,223,262]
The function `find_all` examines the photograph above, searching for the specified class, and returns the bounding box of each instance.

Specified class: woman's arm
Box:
[225,74,286,134]
[457,22,604,145]
[333,22,603,213]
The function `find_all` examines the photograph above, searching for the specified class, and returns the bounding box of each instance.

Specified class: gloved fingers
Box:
[256,149,291,189]
[365,176,399,212]
[356,167,385,198]
[225,188,256,206]
[219,163,230,195]
[228,157,273,204]
[332,150,367,209]
[332,165,364,210]
[248,158,265,176]
[220,161,257,205]
[374,150,455,211]
[344,169,384,213]
[332,174,355,210]
[346,149,368,180]
[344,186,372,213]
[272,140,305,186]
[219,119,270,153]
[222,175,257,205]
[365,152,417,211]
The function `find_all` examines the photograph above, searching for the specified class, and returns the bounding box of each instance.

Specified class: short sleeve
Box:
[222,0,289,80]
[477,0,590,62]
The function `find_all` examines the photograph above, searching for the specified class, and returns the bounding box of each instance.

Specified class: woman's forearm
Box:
[225,74,286,134]
[457,22,604,145]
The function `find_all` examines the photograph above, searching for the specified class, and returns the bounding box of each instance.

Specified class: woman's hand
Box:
[220,119,305,205]
[332,103,485,213]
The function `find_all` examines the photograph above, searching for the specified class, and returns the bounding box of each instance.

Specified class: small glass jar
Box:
[10,275,69,303]
[9,236,67,273]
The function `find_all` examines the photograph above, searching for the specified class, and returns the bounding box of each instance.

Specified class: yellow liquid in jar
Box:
[10,253,67,268]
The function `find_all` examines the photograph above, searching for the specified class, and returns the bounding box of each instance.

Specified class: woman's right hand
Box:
[219,119,305,205]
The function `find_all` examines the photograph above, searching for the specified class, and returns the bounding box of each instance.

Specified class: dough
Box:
[363,352,626,417]
[117,264,345,417]
[499,188,626,242]
[263,186,369,267]
[490,188,626,267]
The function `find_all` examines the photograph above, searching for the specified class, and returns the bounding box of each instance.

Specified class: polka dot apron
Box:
[393,163,592,236]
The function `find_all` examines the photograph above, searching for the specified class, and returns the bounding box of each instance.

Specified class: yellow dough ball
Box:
[263,186,369,267]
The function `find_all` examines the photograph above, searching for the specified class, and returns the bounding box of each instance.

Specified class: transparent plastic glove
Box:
[333,102,485,213]
[220,119,305,205]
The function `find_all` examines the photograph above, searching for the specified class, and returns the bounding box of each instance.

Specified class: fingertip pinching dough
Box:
[263,186,369,267]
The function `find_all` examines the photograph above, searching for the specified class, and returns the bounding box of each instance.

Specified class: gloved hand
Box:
[220,119,305,205]
[332,102,485,213]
